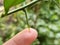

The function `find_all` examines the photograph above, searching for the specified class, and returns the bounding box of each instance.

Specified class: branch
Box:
[1,0,40,17]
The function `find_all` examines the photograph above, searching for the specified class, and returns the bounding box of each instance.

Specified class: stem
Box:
[1,0,40,17]
[23,9,30,28]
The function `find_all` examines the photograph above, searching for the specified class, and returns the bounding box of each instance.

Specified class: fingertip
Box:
[3,28,38,45]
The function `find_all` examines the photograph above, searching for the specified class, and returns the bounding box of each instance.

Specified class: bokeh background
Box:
[0,0,60,45]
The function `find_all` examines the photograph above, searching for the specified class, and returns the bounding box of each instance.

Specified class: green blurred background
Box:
[0,0,60,45]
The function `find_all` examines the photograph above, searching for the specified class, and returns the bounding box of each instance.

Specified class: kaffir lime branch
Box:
[1,0,40,17]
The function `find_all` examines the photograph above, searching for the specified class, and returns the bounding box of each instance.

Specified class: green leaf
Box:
[0,37,3,45]
[4,0,25,14]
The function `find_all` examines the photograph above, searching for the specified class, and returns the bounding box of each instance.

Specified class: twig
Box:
[1,0,40,17]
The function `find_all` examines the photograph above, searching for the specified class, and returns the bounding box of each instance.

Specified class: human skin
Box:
[3,28,38,45]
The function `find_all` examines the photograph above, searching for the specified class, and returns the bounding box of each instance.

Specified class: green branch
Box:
[1,0,40,17]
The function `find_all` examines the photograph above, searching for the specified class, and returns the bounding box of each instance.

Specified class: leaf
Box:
[4,0,25,14]
[0,37,3,45]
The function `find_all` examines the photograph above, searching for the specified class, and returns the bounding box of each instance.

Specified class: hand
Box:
[3,28,38,45]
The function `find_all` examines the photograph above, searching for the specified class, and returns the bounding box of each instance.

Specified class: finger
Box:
[3,28,38,45]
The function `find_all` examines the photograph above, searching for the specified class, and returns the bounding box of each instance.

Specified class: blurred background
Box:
[0,0,60,45]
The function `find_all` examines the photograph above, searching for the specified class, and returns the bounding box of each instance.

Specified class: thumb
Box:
[3,28,38,45]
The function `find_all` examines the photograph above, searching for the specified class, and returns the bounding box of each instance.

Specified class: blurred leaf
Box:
[51,15,59,21]
[48,24,59,32]
[48,31,55,38]
[0,37,3,45]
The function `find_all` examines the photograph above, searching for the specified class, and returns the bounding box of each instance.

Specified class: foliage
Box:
[0,0,60,45]
[0,37,3,45]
